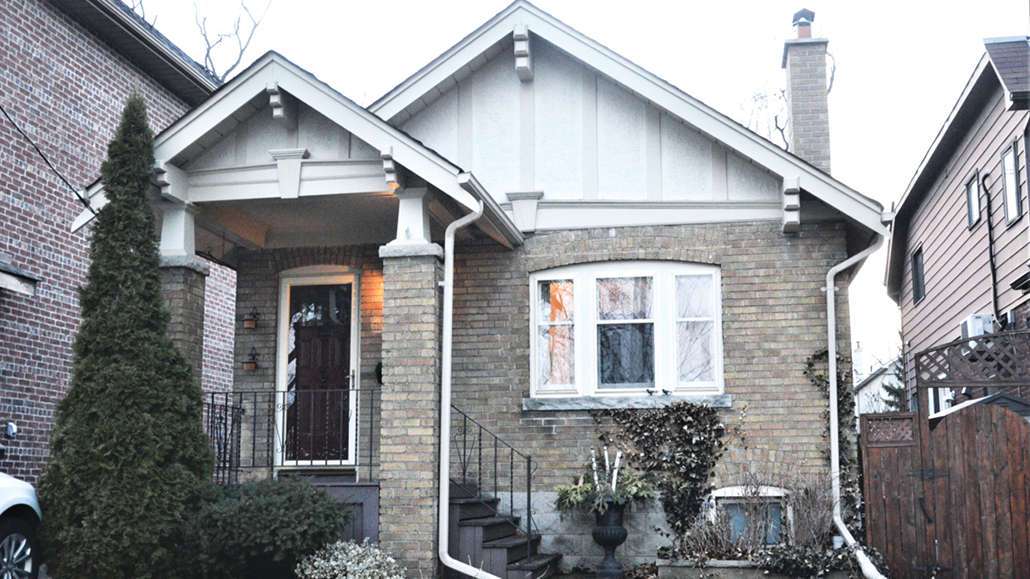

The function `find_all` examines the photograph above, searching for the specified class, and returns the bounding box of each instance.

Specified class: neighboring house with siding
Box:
[886,36,1030,411]
[70,3,888,575]
[0,0,236,483]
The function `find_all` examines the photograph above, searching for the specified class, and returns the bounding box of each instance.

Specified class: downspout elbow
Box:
[826,234,887,579]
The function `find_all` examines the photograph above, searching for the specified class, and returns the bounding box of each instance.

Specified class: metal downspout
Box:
[437,200,500,579]
[826,234,887,579]
[982,172,1003,324]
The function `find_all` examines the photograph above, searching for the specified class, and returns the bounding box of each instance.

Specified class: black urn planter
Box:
[592,499,628,579]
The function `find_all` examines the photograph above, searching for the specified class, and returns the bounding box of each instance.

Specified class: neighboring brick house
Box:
[71,3,887,576]
[0,0,236,483]
[886,36,1030,409]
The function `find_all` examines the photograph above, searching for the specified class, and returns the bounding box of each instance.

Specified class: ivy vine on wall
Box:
[594,402,726,539]
[803,348,864,534]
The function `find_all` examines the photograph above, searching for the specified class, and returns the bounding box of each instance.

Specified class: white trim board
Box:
[369,0,886,238]
[71,52,522,246]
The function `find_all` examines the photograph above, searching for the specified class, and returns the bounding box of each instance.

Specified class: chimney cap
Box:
[792,8,815,27]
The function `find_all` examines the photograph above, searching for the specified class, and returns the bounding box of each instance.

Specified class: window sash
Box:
[912,249,925,303]
[1002,144,1021,224]
[966,176,980,227]
[530,262,723,397]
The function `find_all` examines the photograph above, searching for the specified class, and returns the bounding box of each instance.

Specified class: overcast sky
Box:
[134,0,1030,369]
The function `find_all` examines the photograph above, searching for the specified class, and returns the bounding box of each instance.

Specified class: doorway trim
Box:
[275,265,362,468]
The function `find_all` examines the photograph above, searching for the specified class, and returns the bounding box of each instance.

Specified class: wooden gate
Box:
[861,330,1030,578]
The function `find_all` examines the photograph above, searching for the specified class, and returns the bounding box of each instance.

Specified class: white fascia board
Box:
[370,2,885,239]
[73,53,521,243]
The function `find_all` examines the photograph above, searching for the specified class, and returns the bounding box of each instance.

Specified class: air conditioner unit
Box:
[960,313,994,339]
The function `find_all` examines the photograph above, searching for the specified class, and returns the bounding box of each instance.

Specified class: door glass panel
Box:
[285,283,352,462]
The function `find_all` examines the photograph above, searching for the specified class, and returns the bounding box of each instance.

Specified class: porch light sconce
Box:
[242,309,260,330]
[243,347,259,371]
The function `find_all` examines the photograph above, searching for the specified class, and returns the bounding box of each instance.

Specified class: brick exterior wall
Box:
[161,263,208,388]
[203,259,237,393]
[379,253,443,578]
[0,0,235,483]
[450,220,852,569]
[784,39,831,173]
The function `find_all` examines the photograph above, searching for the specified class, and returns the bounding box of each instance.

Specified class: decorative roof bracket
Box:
[266,82,297,129]
[782,177,801,234]
[514,24,533,82]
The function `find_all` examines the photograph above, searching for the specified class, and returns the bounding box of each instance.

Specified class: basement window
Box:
[1002,142,1022,225]
[709,486,789,546]
[530,261,723,397]
[912,248,926,304]
[965,174,980,228]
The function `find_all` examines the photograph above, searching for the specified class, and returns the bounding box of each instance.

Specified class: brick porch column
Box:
[378,244,443,576]
[160,255,209,387]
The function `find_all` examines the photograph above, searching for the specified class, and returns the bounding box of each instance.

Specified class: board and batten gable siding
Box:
[182,101,381,172]
[900,80,1030,369]
[398,39,781,207]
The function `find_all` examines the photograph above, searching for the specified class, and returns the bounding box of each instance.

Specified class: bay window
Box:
[531,261,723,397]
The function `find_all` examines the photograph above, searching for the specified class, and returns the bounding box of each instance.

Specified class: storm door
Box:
[276,270,359,466]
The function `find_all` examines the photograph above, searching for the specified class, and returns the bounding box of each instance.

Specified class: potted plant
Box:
[555,448,656,578]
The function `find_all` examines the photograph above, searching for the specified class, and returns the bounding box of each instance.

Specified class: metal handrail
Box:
[450,404,535,560]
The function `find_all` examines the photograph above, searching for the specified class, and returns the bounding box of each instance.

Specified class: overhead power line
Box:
[0,101,96,215]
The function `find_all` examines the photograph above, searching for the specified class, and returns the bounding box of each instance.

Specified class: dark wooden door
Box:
[285,282,353,463]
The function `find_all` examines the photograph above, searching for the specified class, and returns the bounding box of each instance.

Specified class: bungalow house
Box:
[72,3,888,576]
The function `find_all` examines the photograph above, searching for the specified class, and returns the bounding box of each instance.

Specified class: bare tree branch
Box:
[125,0,157,27]
[194,0,270,82]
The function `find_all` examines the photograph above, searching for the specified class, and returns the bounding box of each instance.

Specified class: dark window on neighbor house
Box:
[912,248,925,303]
[1002,142,1021,224]
[965,175,980,227]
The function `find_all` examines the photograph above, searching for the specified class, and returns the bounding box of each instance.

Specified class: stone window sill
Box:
[521,394,732,412]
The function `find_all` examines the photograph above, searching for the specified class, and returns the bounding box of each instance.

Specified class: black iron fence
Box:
[202,387,380,485]
[451,405,535,557]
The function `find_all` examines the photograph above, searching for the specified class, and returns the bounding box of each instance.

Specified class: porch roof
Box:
[71,52,522,248]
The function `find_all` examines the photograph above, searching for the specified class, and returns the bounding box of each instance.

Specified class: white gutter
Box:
[438,199,500,579]
[826,234,886,579]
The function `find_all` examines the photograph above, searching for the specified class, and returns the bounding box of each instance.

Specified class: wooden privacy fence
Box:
[861,401,1030,578]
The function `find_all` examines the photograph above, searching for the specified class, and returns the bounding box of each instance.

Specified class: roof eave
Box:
[51,0,219,106]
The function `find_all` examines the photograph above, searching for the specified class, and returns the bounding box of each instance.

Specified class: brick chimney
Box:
[782,8,831,173]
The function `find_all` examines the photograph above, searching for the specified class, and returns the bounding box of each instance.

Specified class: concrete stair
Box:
[447,482,562,579]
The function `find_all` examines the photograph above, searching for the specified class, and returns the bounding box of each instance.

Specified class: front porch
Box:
[72,52,532,576]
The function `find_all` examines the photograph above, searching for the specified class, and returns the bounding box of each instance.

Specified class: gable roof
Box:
[71,52,522,246]
[985,36,1030,110]
[51,0,219,106]
[885,39,1030,301]
[370,0,887,239]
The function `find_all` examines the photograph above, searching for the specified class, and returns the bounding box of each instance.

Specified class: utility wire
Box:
[0,101,96,215]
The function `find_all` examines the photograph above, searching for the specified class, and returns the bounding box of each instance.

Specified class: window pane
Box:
[678,321,714,382]
[539,279,574,322]
[1003,148,1020,221]
[676,275,713,318]
[966,179,979,226]
[724,502,782,545]
[597,277,652,320]
[912,249,925,302]
[598,323,654,387]
[538,326,574,386]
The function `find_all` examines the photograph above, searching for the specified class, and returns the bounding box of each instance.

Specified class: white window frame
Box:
[965,174,980,228]
[275,266,361,468]
[1002,141,1022,225]
[708,485,791,546]
[529,261,723,398]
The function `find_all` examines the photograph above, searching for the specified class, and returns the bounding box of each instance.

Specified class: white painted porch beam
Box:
[160,202,197,258]
[385,187,432,247]
[154,161,190,204]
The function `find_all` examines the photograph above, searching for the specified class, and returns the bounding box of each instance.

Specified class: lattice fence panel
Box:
[915,330,1030,388]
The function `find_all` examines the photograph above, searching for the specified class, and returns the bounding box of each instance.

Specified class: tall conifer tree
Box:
[38,94,213,578]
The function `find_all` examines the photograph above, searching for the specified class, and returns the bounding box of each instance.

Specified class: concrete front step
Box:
[507,553,562,579]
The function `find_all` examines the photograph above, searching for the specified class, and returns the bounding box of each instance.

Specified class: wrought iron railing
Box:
[202,387,380,485]
[451,405,535,559]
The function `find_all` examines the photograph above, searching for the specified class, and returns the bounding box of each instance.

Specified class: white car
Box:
[0,424,40,579]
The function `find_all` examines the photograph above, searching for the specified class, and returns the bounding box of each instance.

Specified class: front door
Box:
[277,270,359,466]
